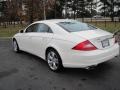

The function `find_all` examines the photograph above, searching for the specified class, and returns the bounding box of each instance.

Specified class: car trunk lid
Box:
[72,29,115,49]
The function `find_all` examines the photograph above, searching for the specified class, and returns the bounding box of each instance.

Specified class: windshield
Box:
[57,21,97,32]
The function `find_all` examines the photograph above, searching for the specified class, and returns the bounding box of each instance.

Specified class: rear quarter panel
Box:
[44,34,86,62]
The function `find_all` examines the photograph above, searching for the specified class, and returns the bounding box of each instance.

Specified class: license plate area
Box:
[101,39,110,48]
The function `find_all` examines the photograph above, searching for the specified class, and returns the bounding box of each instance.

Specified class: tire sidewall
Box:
[46,49,63,72]
[13,40,19,53]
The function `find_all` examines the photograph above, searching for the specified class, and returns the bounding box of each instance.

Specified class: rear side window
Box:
[37,24,52,33]
[57,21,97,32]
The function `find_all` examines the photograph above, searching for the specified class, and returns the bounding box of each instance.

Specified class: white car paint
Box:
[13,19,119,68]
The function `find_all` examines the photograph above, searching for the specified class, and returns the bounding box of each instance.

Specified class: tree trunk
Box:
[111,16,114,22]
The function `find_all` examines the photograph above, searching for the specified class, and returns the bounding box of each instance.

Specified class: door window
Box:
[25,23,53,33]
[25,24,38,33]
[37,24,53,33]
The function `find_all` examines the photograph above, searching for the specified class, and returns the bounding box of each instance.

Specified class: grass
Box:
[0,25,26,37]
[0,22,120,37]
[88,22,120,33]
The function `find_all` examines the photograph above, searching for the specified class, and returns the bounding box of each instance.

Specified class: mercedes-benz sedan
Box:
[12,19,119,71]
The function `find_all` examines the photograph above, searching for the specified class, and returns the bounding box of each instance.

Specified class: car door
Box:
[25,23,43,56]
[16,24,35,52]
[18,23,53,59]
[24,23,43,55]
[34,23,53,59]
[18,23,42,53]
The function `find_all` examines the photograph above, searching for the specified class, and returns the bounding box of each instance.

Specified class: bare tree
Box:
[23,0,55,23]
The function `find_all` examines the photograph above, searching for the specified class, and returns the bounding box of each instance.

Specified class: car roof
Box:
[34,19,76,24]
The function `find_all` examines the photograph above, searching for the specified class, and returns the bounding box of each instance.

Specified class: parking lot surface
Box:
[0,38,120,90]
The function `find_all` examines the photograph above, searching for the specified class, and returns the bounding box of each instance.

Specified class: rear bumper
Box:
[62,44,119,68]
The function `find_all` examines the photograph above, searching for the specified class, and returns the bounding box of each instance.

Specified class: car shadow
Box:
[14,50,114,79]
[14,50,48,67]
[63,62,113,77]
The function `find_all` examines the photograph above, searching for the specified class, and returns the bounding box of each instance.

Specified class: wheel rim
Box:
[13,41,18,51]
[47,51,59,70]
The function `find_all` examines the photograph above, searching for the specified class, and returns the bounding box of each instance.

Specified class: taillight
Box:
[72,40,97,51]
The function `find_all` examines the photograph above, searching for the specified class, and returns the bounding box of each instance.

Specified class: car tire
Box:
[13,39,20,53]
[46,49,63,72]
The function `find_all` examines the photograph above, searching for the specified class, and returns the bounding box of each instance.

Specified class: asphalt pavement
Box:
[0,38,120,90]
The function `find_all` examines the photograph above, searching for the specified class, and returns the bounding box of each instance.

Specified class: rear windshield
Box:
[57,21,97,32]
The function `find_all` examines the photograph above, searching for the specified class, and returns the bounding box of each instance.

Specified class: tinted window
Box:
[37,24,53,33]
[25,24,38,33]
[25,23,53,33]
[57,21,97,32]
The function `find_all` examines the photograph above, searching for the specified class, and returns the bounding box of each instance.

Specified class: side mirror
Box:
[19,29,24,33]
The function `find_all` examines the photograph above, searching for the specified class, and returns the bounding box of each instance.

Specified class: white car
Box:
[12,19,119,71]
